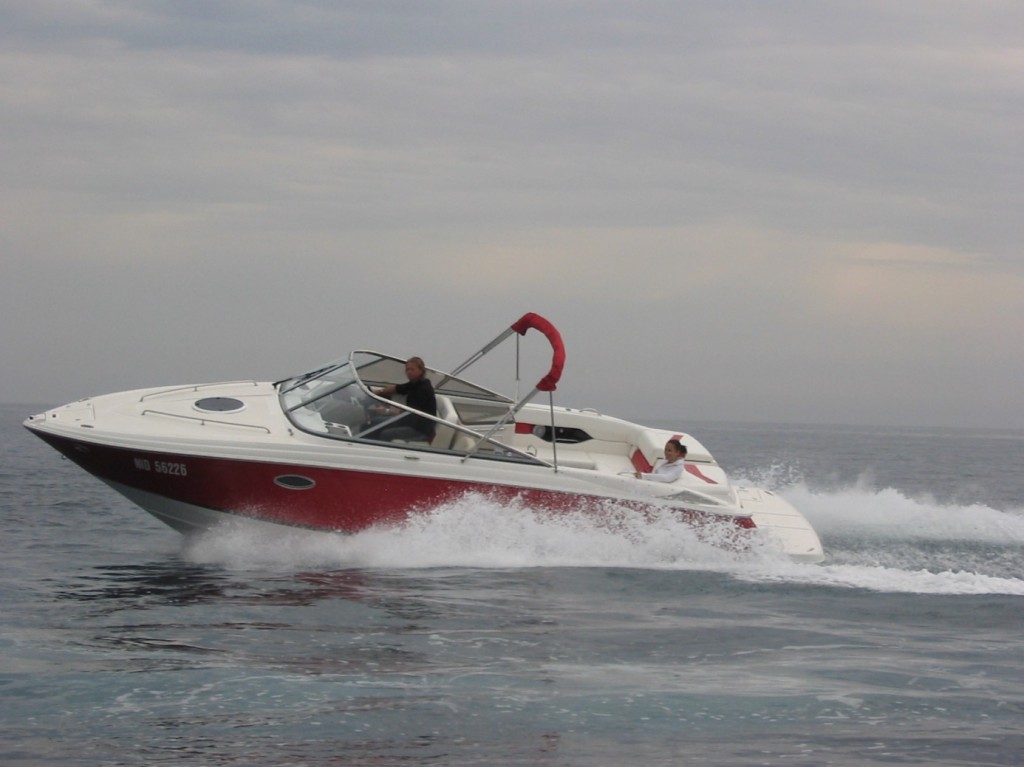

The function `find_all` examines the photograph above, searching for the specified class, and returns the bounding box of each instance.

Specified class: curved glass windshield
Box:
[279,357,375,437]
[277,352,481,441]
[277,351,534,462]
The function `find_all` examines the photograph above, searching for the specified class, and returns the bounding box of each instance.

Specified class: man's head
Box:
[404,357,427,382]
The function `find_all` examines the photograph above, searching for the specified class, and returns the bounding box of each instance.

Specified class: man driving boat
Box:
[371,357,438,442]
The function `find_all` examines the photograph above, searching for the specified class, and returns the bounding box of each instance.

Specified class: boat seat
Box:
[390,396,466,450]
[449,430,477,452]
[431,395,461,450]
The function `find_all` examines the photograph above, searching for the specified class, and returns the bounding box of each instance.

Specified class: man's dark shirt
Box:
[394,377,437,438]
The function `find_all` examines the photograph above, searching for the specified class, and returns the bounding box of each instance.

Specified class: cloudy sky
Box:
[2,1,1021,429]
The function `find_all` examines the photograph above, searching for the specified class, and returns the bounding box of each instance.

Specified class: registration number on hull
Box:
[134,457,188,476]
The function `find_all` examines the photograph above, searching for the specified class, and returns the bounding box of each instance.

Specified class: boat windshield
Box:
[277,357,372,438]
[277,351,517,445]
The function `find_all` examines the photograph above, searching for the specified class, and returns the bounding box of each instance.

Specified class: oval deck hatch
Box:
[194,397,245,413]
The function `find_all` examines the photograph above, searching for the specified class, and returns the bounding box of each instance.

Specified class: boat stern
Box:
[738,486,824,562]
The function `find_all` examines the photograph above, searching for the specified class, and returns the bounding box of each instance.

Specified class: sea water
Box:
[2,404,1022,766]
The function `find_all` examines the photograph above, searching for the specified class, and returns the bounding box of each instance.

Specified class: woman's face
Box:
[664,442,682,460]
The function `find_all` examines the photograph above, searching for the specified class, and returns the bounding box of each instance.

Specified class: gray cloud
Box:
[2,1,1022,428]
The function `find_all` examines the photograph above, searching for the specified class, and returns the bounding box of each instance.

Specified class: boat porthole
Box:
[194,397,246,414]
[274,474,316,490]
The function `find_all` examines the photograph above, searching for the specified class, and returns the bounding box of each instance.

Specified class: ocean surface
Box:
[2,402,1023,766]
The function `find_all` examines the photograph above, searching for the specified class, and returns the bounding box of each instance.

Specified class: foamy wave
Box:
[781,481,1024,544]
[180,488,1024,595]
[733,480,1024,593]
[182,493,766,572]
[733,560,1024,596]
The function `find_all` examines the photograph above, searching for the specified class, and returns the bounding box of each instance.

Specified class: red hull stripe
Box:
[35,431,746,534]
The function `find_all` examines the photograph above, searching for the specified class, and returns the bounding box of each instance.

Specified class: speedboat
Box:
[23,313,824,562]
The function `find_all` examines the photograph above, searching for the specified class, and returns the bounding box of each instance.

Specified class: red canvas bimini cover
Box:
[510,312,565,392]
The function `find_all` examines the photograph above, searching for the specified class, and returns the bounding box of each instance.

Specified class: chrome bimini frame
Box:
[275,313,568,469]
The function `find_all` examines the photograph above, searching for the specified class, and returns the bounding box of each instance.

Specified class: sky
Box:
[2,1,1022,429]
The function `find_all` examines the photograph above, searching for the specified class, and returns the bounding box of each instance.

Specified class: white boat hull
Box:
[24,314,824,562]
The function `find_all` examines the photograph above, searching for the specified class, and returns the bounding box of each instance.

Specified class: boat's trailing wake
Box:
[182,483,1024,597]
[183,492,747,571]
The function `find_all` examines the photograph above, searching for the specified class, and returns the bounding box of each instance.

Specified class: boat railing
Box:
[139,381,261,401]
[359,391,551,467]
[140,409,273,433]
[457,390,559,468]
[662,486,728,507]
[458,426,553,467]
